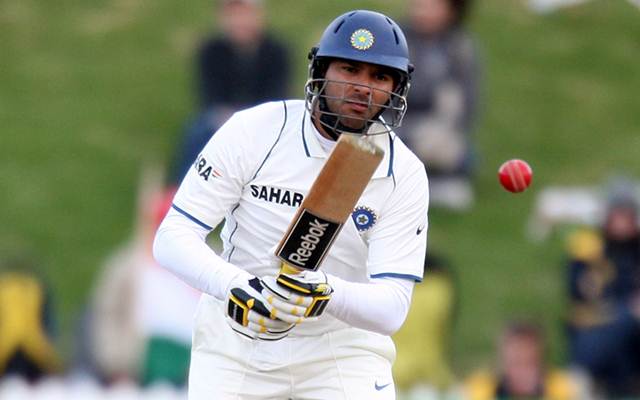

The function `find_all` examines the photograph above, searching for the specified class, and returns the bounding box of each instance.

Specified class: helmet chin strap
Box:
[316,97,370,140]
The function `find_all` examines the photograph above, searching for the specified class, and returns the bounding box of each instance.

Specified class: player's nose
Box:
[350,75,372,97]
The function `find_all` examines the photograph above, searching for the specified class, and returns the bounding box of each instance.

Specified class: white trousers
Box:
[188,295,397,400]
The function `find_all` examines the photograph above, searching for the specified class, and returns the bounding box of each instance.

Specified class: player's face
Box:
[322,60,395,131]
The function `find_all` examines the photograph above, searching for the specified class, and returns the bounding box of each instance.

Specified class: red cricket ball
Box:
[498,159,533,193]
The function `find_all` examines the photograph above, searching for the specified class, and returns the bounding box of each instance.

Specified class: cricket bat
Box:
[275,134,384,272]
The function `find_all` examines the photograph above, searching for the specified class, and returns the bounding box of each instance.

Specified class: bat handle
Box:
[280,262,302,275]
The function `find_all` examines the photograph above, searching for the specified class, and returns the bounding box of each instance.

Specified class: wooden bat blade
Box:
[275,134,384,271]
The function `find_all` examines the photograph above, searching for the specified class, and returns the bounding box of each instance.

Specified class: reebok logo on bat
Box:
[287,219,329,266]
[277,210,341,271]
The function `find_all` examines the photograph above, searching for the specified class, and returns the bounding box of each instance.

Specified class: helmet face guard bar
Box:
[304,78,408,136]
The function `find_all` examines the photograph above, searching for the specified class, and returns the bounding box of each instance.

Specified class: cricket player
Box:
[153,9,429,399]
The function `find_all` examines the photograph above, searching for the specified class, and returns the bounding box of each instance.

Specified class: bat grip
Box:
[280,262,302,275]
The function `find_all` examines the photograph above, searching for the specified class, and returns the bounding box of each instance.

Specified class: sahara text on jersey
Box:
[250,185,304,207]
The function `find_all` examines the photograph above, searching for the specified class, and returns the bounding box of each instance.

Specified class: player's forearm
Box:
[153,208,249,300]
[325,275,413,336]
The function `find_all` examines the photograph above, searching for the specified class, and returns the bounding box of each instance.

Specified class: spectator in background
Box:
[0,256,61,382]
[170,0,291,183]
[464,321,583,400]
[565,185,640,397]
[398,0,481,211]
[80,168,200,387]
[136,186,201,387]
[393,254,457,398]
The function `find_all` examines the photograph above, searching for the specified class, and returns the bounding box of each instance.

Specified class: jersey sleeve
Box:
[172,112,254,230]
[366,163,429,281]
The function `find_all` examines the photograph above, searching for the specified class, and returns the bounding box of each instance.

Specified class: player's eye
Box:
[342,65,358,73]
[375,73,391,82]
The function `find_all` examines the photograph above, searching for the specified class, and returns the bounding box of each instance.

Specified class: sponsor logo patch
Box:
[194,154,222,181]
[250,185,304,208]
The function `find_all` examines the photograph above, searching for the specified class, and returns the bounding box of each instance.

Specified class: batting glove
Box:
[260,264,333,325]
[225,275,295,341]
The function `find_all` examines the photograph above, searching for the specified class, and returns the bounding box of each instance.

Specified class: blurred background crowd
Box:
[2,0,639,398]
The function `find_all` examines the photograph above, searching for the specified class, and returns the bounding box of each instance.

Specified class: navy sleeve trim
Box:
[171,204,214,231]
[370,272,422,283]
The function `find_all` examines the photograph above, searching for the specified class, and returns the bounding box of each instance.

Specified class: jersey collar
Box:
[301,112,395,180]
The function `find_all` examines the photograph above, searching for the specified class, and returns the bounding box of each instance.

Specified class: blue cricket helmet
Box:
[312,10,413,76]
[306,10,413,136]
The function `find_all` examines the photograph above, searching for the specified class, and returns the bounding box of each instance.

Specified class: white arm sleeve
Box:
[154,106,289,301]
[325,274,414,336]
[152,208,251,301]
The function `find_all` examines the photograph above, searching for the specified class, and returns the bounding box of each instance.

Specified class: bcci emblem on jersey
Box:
[352,206,378,232]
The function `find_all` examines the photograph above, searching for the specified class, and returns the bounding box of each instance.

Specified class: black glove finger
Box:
[228,289,251,326]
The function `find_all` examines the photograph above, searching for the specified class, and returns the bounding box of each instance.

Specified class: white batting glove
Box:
[260,264,333,325]
[225,275,295,340]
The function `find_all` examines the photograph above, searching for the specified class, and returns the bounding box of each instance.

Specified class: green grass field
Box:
[2,0,639,375]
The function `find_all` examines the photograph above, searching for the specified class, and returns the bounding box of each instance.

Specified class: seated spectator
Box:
[565,187,640,397]
[0,256,61,382]
[170,0,291,183]
[464,321,584,400]
[393,254,457,394]
[83,243,144,385]
[398,0,482,211]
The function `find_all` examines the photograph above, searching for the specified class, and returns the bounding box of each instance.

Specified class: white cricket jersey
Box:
[172,100,429,335]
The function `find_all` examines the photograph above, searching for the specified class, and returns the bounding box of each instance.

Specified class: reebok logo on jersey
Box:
[194,154,222,181]
[250,185,304,207]
[288,218,329,266]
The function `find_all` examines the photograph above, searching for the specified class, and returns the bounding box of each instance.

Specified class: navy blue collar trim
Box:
[251,101,288,180]
[387,133,395,178]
